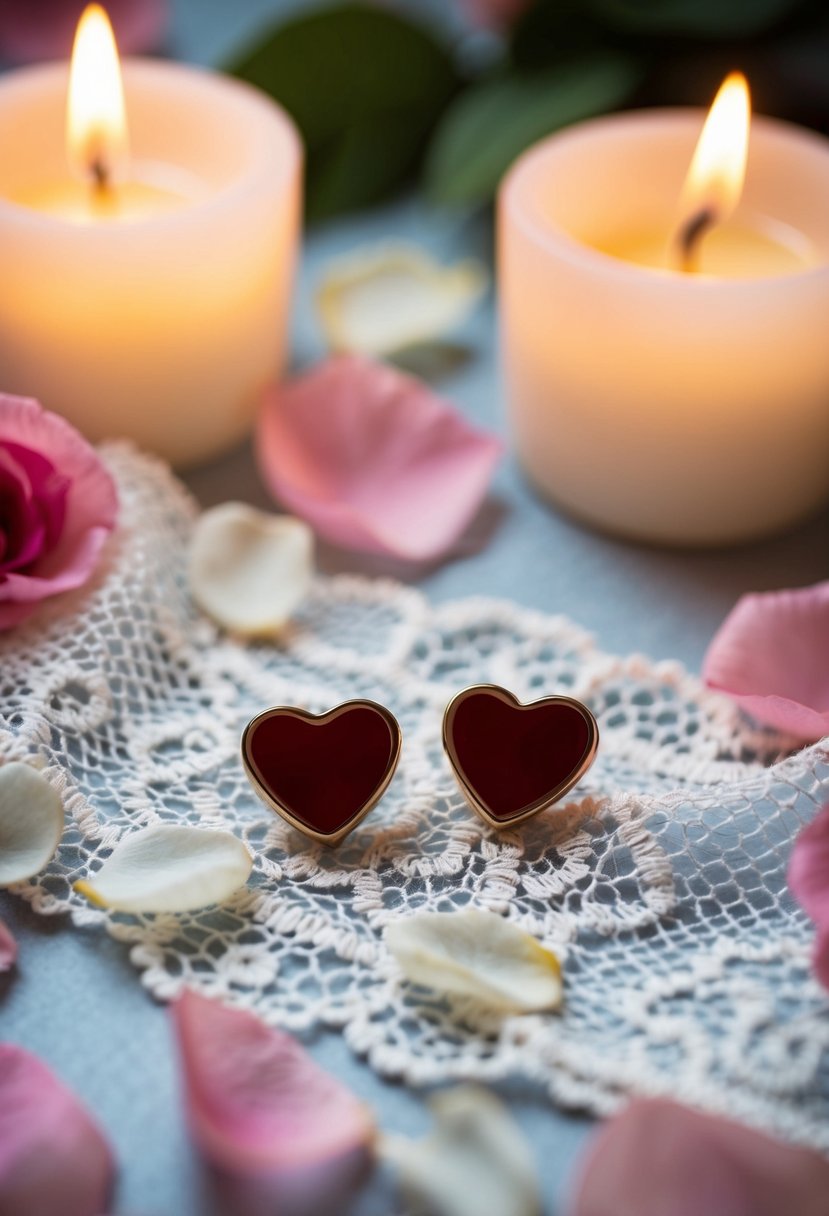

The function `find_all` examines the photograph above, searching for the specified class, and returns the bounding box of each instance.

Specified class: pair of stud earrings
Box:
[242,685,599,846]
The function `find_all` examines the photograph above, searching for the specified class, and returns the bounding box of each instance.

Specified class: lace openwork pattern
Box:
[2,446,827,1149]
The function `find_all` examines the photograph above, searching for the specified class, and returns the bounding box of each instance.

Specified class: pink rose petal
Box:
[788,803,829,930]
[0,1044,115,1216]
[0,0,167,63]
[814,928,829,991]
[460,0,532,29]
[569,1098,829,1216]
[256,355,502,562]
[702,582,829,741]
[0,395,118,628]
[0,919,16,972]
[172,989,374,1176]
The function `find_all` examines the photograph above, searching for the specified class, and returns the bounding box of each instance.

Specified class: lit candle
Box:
[499,74,829,545]
[0,4,301,467]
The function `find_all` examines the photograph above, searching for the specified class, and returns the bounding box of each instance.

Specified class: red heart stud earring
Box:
[242,700,402,845]
[442,684,598,829]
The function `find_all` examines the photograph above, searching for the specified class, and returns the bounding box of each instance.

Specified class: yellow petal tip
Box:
[73,879,107,908]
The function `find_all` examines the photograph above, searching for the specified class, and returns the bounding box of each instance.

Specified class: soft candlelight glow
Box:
[67,4,128,188]
[674,71,751,270]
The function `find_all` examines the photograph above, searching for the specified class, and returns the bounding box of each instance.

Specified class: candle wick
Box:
[90,157,111,195]
[676,206,717,273]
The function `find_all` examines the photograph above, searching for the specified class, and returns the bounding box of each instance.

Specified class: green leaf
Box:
[588,0,805,39]
[227,3,459,220]
[424,56,642,207]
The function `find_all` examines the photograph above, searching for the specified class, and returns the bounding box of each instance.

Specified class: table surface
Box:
[3,3,829,1213]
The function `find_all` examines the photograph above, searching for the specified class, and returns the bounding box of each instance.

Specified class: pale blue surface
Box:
[2,3,829,1214]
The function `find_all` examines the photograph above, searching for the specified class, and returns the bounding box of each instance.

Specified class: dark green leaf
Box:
[227,3,459,219]
[424,56,642,207]
[588,0,805,40]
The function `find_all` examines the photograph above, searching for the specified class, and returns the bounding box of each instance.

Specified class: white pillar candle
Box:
[499,107,829,545]
[0,16,301,468]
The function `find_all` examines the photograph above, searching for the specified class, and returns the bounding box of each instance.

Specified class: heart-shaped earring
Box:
[242,700,401,845]
[442,684,598,829]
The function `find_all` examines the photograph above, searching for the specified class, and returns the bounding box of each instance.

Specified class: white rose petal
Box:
[385,908,563,1013]
[382,1085,542,1216]
[0,762,64,885]
[316,242,487,357]
[189,502,313,638]
[74,825,253,913]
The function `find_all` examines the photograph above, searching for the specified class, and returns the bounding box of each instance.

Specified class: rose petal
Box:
[382,1085,541,1216]
[0,0,167,63]
[0,919,17,972]
[702,582,829,741]
[256,356,502,562]
[172,989,374,1174]
[0,762,64,886]
[74,825,252,913]
[317,243,487,358]
[569,1098,829,1216]
[189,503,313,637]
[0,1044,115,1216]
[385,909,563,1013]
[0,396,117,615]
[788,803,829,930]
[813,928,829,991]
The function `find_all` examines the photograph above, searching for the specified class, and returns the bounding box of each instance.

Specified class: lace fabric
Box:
[2,445,827,1148]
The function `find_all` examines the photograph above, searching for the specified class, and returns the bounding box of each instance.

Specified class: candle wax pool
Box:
[595,218,817,278]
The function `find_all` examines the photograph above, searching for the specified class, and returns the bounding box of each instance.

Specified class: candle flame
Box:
[67,4,128,189]
[675,72,751,271]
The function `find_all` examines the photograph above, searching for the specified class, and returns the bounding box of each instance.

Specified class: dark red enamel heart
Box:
[242,701,401,844]
[443,685,598,827]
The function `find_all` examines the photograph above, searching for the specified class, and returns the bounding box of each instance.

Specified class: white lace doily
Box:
[2,446,828,1150]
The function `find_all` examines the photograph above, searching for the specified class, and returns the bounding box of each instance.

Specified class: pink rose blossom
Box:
[0,395,117,630]
[0,0,167,64]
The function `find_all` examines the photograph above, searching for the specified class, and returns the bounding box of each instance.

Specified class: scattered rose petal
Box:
[788,804,829,930]
[0,0,167,63]
[788,804,829,991]
[385,909,562,1012]
[172,989,374,1174]
[0,919,16,972]
[0,395,118,631]
[256,356,502,562]
[382,1085,540,1216]
[0,1044,115,1216]
[188,502,313,637]
[569,1097,829,1216]
[702,582,829,741]
[74,825,252,913]
[0,762,64,885]
[316,242,487,358]
[460,0,533,30]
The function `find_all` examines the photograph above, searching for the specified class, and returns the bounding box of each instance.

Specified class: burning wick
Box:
[672,71,750,274]
[67,4,129,200]
[676,207,716,273]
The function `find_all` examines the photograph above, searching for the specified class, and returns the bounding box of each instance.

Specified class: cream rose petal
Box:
[0,762,64,885]
[317,243,487,357]
[188,502,313,638]
[74,825,252,913]
[384,908,562,1012]
[382,1086,541,1216]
